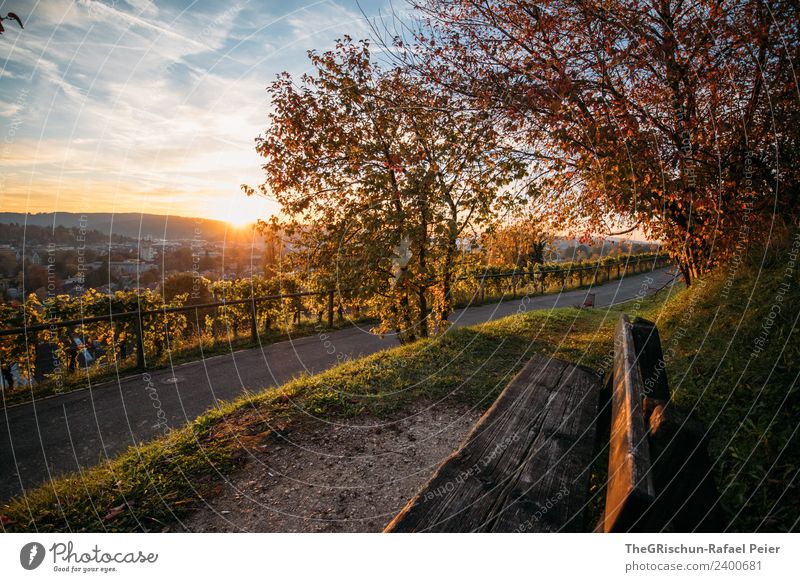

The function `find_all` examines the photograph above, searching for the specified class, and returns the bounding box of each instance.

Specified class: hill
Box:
[0,212,250,242]
[652,230,800,531]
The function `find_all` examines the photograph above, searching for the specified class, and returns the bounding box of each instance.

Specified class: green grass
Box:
[644,234,800,532]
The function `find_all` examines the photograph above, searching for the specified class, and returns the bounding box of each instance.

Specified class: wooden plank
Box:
[631,317,670,405]
[603,315,655,532]
[384,354,600,532]
[647,404,725,531]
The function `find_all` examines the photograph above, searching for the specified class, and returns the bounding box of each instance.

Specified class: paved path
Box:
[0,268,676,501]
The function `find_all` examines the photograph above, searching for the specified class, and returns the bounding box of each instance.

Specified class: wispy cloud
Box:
[0,0,391,220]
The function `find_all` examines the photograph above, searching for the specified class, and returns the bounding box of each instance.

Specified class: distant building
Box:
[139,240,157,262]
[108,259,158,277]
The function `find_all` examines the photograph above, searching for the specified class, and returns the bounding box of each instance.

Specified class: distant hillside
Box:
[0,213,252,242]
[0,223,133,246]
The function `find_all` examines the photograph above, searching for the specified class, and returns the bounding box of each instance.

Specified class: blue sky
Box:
[0,0,398,224]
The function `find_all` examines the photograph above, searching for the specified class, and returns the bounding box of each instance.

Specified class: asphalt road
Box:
[0,267,676,502]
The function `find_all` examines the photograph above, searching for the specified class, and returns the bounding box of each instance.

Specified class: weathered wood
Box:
[630,317,670,417]
[645,403,725,532]
[603,315,655,532]
[385,354,601,533]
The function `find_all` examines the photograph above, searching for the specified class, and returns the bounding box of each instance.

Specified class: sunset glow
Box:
[0,0,390,222]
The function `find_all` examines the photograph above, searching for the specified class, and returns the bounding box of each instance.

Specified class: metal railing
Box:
[0,254,668,374]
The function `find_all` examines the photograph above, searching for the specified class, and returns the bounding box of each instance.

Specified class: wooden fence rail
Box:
[0,254,668,378]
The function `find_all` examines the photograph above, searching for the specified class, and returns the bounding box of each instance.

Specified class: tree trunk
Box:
[437,221,458,327]
[417,287,428,338]
[396,268,416,343]
[416,227,429,339]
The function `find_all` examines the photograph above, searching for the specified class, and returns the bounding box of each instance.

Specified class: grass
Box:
[643,233,800,532]
[2,240,797,532]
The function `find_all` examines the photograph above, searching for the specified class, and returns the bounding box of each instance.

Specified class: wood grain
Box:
[385,354,600,533]
[603,315,655,532]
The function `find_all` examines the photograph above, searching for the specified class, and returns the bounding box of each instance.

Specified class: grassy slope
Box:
[2,242,797,532]
[648,236,800,532]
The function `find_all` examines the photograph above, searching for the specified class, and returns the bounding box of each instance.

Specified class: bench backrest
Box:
[603,314,657,532]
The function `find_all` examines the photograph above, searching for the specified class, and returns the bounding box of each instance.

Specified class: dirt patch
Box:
[180,401,482,532]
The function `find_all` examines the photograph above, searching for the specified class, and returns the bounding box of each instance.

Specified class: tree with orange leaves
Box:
[408,0,799,284]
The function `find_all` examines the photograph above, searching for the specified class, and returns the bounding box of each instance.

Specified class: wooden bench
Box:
[386,314,723,533]
[601,315,723,532]
[385,354,601,532]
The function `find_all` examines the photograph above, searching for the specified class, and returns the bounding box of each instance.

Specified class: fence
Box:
[0,253,668,390]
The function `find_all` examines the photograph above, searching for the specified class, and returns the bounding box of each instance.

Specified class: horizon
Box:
[0,209,659,244]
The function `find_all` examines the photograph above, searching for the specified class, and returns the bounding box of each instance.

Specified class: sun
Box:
[225,211,254,229]
[220,194,263,228]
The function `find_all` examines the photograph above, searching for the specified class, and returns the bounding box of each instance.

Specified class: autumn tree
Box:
[409,0,799,284]
[246,38,525,341]
[482,208,551,269]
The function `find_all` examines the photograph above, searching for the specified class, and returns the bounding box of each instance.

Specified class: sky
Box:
[0,0,396,226]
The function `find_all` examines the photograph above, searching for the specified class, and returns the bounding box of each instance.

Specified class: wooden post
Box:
[135,310,145,369]
[327,290,334,328]
[249,298,258,343]
[578,270,584,287]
